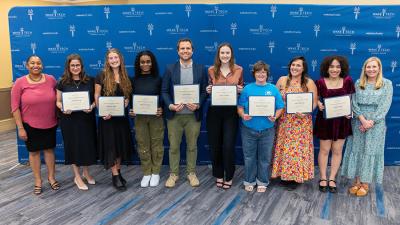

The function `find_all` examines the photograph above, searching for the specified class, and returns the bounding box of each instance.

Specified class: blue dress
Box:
[341,78,393,184]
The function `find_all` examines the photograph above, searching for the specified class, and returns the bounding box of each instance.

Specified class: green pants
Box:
[135,115,165,175]
[167,114,201,175]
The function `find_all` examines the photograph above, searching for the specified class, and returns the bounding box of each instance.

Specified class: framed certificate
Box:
[286,92,313,114]
[173,84,200,104]
[98,96,125,117]
[211,85,237,106]
[61,91,90,112]
[248,96,275,116]
[323,95,351,119]
[132,95,158,115]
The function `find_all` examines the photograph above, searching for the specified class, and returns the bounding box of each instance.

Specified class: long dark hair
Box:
[60,54,90,85]
[213,43,235,80]
[134,50,159,77]
[286,56,309,92]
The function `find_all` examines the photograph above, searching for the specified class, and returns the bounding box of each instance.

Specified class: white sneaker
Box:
[140,175,151,187]
[149,174,160,187]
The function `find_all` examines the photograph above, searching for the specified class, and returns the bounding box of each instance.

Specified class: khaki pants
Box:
[135,115,165,175]
[167,114,201,175]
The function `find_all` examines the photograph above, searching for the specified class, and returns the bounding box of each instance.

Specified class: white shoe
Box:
[74,177,88,191]
[141,175,151,187]
[149,174,160,187]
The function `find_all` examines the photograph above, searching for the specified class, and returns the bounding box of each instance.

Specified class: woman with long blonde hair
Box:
[341,57,393,197]
[95,48,133,191]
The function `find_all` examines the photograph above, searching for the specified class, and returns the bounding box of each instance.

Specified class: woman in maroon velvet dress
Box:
[314,56,355,193]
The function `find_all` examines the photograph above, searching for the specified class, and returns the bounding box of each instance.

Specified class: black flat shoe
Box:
[319,179,328,192]
[112,175,126,191]
[118,169,127,185]
[328,180,337,193]
[286,181,299,191]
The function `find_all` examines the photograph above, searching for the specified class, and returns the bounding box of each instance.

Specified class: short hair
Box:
[252,60,270,80]
[176,38,194,50]
[320,55,349,78]
[25,55,41,64]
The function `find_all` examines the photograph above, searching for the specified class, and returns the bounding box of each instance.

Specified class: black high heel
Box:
[319,179,328,192]
[112,175,126,191]
[118,169,127,185]
[328,180,337,193]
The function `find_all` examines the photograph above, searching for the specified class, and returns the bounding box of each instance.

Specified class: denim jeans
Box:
[241,124,275,186]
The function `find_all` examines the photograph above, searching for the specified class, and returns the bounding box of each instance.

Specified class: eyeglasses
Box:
[70,64,81,68]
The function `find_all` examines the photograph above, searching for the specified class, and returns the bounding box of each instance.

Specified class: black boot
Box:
[112,175,126,191]
[118,169,127,185]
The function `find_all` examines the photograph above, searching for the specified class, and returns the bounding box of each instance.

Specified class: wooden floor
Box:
[0,131,399,225]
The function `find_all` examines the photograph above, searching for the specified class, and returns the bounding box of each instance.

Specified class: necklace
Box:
[328,78,341,88]
[73,79,82,89]
[28,74,42,82]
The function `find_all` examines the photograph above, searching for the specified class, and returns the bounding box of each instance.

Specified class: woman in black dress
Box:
[56,54,97,191]
[95,48,133,191]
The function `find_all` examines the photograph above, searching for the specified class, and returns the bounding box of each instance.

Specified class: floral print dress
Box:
[271,85,314,183]
[341,78,393,184]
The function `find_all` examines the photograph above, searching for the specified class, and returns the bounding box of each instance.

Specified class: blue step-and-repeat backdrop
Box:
[8,4,400,165]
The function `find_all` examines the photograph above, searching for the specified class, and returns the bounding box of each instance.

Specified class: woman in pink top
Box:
[11,55,59,195]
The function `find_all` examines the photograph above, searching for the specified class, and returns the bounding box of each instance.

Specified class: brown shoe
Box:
[348,183,361,195]
[187,173,200,187]
[356,184,369,197]
[165,174,179,188]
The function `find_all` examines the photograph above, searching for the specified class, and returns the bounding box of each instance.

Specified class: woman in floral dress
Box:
[341,57,393,197]
[271,56,318,190]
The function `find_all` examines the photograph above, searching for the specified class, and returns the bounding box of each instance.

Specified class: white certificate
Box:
[174,84,199,104]
[249,96,275,116]
[211,85,237,106]
[98,96,125,117]
[62,91,90,111]
[323,95,351,119]
[133,95,158,115]
[286,92,313,114]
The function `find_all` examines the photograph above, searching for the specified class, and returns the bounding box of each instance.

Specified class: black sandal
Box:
[48,180,60,190]
[33,185,42,195]
[319,179,328,193]
[222,182,232,190]
[216,180,223,188]
[328,180,337,193]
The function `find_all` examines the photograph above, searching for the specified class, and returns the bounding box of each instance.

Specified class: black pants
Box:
[206,106,238,181]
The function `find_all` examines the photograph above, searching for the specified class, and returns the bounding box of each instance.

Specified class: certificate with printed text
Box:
[211,85,237,106]
[323,95,351,119]
[98,96,125,117]
[133,95,158,115]
[62,91,90,111]
[249,96,275,116]
[174,84,199,104]
[286,92,313,114]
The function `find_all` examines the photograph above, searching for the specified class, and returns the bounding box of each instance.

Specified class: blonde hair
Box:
[359,57,383,90]
[102,48,132,98]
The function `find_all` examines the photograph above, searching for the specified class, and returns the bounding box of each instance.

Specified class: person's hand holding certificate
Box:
[132,95,158,115]
[286,92,313,114]
[211,85,237,106]
[323,95,351,119]
[62,91,90,111]
[249,96,275,116]
[98,96,125,117]
[174,84,199,104]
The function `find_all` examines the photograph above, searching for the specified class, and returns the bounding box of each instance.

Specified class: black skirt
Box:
[98,116,133,169]
[23,123,57,152]
[59,111,98,166]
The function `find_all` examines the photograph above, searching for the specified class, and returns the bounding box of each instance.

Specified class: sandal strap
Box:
[49,181,60,190]
[328,180,336,183]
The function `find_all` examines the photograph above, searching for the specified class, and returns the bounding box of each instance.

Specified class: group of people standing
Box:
[11,38,393,198]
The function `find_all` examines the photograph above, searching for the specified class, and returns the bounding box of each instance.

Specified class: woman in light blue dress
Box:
[341,57,393,197]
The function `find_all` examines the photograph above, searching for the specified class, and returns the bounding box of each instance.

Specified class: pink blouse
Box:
[11,74,57,129]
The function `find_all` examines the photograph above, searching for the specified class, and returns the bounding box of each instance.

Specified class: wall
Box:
[0,0,398,132]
